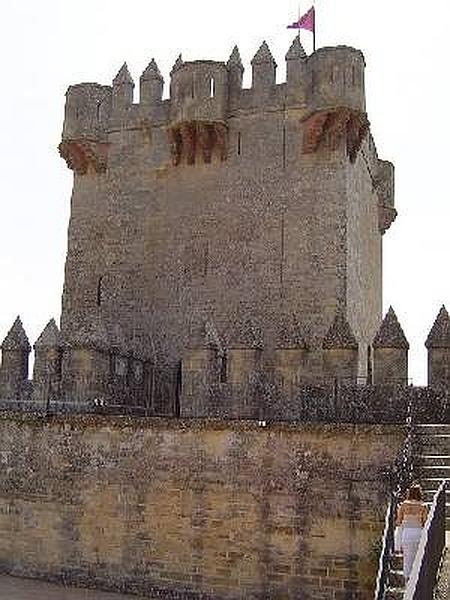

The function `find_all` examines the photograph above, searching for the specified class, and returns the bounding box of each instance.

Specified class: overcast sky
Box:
[0,0,448,384]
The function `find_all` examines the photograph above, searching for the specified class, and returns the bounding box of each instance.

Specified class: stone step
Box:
[388,569,405,588]
[390,552,403,571]
[414,454,450,467]
[417,465,450,479]
[423,488,450,503]
[385,587,404,600]
[417,477,449,493]
[414,424,450,435]
[414,435,450,454]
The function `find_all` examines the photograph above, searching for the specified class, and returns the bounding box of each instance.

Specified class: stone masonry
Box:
[0,37,448,416]
[55,39,395,409]
[0,412,405,600]
[0,34,450,600]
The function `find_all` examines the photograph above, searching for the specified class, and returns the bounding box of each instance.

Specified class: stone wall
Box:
[58,43,395,386]
[0,412,405,599]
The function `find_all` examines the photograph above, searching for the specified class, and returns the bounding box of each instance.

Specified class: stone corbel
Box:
[179,122,197,165]
[302,108,369,163]
[58,139,109,175]
[168,121,228,166]
[214,123,228,162]
[196,122,215,164]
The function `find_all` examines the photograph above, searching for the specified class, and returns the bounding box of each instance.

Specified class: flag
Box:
[287,6,315,32]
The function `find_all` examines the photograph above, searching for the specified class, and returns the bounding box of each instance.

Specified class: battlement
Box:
[1,307,448,417]
[59,40,371,172]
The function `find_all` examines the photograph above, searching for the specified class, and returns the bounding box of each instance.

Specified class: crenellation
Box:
[59,83,111,174]
[307,46,366,114]
[140,58,164,106]
[373,307,409,385]
[285,36,308,106]
[112,62,134,112]
[0,317,31,400]
[426,305,450,389]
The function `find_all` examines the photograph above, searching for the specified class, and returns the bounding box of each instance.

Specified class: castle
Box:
[1,36,450,600]
[0,38,448,416]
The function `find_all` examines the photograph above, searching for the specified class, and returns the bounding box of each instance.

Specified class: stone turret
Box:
[61,315,111,403]
[140,59,164,105]
[0,317,31,399]
[274,314,308,388]
[227,46,244,106]
[228,316,263,386]
[285,36,307,105]
[425,306,450,389]
[322,312,359,383]
[59,83,111,175]
[112,63,134,112]
[373,307,409,385]
[34,319,64,380]
[251,41,277,93]
[181,322,220,417]
[33,319,64,402]
[168,57,229,166]
[303,46,368,163]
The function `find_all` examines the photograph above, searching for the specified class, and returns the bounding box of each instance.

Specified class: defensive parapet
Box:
[33,319,64,402]
[59,83,111,175]
[0,317,30,399]
[168,59,229,166]
[426,306,450,389]
[58,39,380,175]
[307,46,365,113]
[373,307,409,385]
[1,304,449,415]
[322,311,359,384]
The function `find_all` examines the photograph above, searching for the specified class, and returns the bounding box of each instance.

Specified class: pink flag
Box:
[287,6,315,32]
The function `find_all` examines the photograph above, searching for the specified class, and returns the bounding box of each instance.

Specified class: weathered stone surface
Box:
[34,319,64,349]
[373,307,409,349]
[1,317,30,351]
[286,36,307,61]
[372,308,409,385]
[426,305,450,349]
[54,40,393,408]
[0,413,405,599]
[322,312,358,349]
[426,306,450,388]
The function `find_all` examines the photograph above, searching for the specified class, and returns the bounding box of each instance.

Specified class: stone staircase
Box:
[384,424,450,599]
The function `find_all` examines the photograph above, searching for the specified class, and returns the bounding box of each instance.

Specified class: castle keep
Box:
[0,38,448,413]
[0,38,448,415]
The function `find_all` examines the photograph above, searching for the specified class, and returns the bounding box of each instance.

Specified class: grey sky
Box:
[0,0,448,383]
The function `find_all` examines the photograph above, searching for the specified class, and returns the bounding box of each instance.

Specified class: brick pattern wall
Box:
[0,413,405,599]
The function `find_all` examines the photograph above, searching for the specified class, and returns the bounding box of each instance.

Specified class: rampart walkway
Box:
[0,575,146,600]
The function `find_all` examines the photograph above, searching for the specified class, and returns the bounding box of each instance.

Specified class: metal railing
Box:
[404,480,447,600]
[374,410,415,600]
[374,492,399,600]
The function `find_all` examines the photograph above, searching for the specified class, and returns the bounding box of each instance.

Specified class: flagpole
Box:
[313,3,316,51]
[298,2,301,42]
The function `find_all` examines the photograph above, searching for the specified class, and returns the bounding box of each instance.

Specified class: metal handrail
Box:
[374,493,398,600]
[404,480,447,600]
[374,409,414,600]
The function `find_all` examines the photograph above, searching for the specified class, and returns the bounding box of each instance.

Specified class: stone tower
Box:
[58,39,396,398]
[426,305,450,388]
